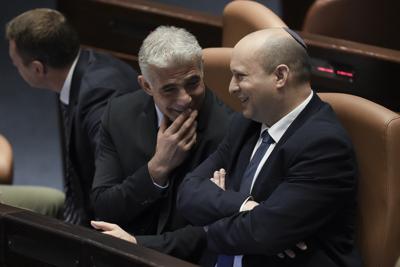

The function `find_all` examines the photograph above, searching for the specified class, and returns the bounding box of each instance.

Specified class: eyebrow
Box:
[160,73,201,90]
[160,83,176,91]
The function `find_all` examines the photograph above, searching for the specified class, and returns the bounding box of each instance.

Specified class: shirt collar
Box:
[263,90,313,143]
[59,51,80,105]
[155,104,164,128]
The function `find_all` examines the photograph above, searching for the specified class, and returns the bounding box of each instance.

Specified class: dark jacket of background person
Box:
[62,48,139,225]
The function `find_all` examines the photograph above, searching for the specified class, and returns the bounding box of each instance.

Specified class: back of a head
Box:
[247,28,311,86]
[6,8,80,69]
[138,26,202,81]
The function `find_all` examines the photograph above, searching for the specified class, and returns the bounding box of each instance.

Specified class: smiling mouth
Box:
[170,107,190,114]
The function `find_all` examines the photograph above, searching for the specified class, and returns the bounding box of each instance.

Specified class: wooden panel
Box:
[302,32,400,111]
[0,204,197,267]
[58,0,222,58]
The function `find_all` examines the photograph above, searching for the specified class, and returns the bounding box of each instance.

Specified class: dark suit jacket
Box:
[91,89,231,263]
[178,94,362,267]
[61,49,139,225]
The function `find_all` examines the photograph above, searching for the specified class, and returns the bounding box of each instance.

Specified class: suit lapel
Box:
[63,50,90,147]
[228,119,261,191]
[135,97,168,234]
[251,93,324,198]
[137,97,158,158]
[272,93,324,151]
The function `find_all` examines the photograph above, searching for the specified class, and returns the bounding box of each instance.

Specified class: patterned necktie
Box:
[60,102,82,224]
[240,130,274,194]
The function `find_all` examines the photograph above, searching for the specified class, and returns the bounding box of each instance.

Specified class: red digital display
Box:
[316,66,354,79]
[336,70,354,78]
[311,57,355,83]
[317,67,334,73]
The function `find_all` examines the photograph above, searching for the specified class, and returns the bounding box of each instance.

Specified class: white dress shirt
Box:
[59,52,80,105]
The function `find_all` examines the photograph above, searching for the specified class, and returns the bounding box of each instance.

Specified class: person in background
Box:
[3,8,139,224]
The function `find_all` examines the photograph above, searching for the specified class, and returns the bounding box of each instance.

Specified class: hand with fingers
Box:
[277,242,308,259]
[148,109,198,186]
[91,220,137,244]
[210,168,226,190]
[241,200,259,211]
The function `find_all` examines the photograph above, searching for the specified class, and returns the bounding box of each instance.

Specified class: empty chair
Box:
[302,0,399,50]
[222,0,287,47]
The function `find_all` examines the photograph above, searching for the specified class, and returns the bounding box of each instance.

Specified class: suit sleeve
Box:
[135,225,206,263]
[79,86,117,158]
[205,133,357,256]
[91,101,166,224]
[178,116,249,226]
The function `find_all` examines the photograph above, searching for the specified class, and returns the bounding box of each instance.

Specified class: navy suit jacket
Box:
[92,89,231,263]
[178,94,362,267]
[61,48,139,225]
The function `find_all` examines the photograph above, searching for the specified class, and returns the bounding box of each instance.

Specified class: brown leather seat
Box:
[202,47,240,112]
[0,134,13,184]
[222,0,287,47]
[302,0,399,50]
[203,47,400,267]
[319,93,400,267]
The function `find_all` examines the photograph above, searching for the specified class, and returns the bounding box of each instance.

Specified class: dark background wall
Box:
[0,0,63,189]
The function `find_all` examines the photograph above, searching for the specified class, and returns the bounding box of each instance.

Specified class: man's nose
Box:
[177,89,192,106]
[229,78,238,95]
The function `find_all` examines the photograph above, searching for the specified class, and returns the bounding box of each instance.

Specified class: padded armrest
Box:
[0,134,13,184]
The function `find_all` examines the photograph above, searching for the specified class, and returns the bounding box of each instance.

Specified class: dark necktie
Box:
[216,131,274,267]
[60,102,82,224]
[240,130,274,194]
[217,254,235,267]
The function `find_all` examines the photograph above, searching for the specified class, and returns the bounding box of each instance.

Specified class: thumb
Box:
[91,220,115,231]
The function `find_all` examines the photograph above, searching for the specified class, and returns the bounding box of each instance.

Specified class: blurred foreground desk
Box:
[0,204,196,267]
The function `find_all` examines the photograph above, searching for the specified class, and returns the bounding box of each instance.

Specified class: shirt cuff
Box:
[151,177,169,189]
[239,196,253,212]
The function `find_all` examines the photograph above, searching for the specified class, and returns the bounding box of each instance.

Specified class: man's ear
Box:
[138,75,153,96]
[31,60,46,76]
[274,64,289,88]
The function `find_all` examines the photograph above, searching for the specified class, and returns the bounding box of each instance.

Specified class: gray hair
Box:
[138,26,203,81]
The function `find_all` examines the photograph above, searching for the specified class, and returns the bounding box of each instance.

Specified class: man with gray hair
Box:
[90,26,230,263]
